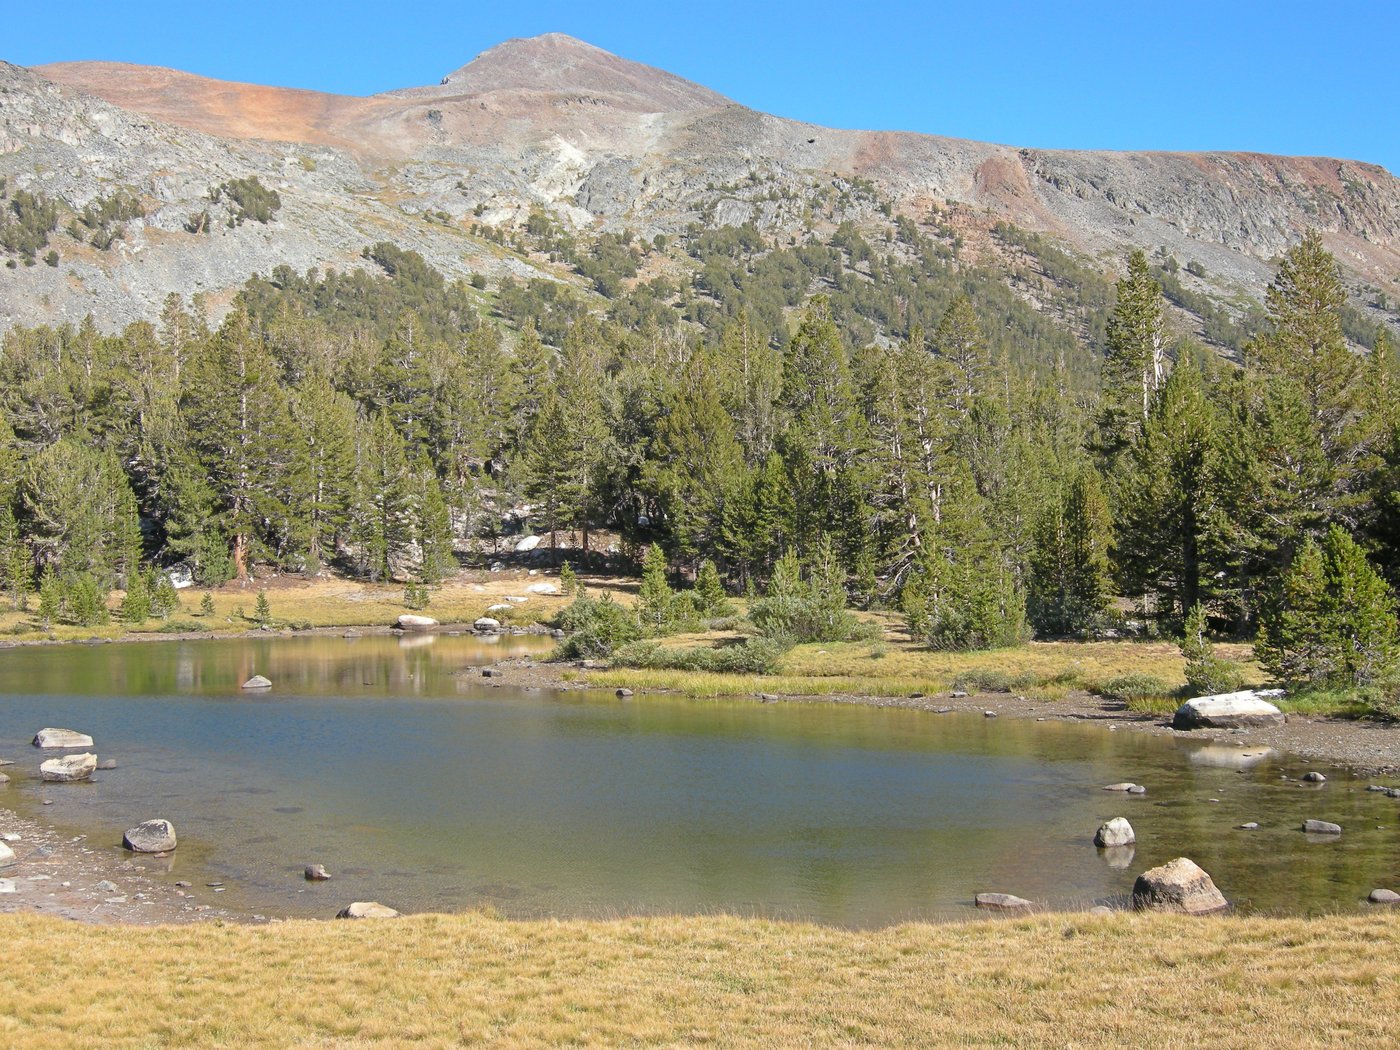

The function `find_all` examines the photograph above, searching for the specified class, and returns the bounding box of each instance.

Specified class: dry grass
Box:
[1,910,1396,1047]
[589,635,1262,702]
[0,573,574,640]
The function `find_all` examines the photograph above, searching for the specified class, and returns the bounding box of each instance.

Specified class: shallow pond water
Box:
[0,634,1397,924]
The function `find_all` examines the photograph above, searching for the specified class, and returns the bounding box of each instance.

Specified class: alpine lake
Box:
[1,633,1396,925]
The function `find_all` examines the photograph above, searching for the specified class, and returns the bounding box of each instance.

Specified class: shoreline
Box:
[1,628,1397,930]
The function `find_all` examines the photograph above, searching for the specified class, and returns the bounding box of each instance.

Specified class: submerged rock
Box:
[1302,771,1326,783]
[241,675,272,690]
[304,864,331,881]
[1172,690,1285,730]
[1094,817,1136,848]
[1103,783,1138,792]
[975,892,1034,912]
[40,752,97,782]
[1132,857,1228,914]
[336,901,399,919]
[123,819,177,853]
[32,728,94,749]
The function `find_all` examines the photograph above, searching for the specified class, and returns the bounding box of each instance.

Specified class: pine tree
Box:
[1096,250,1166,460]
[350,411,414,581]
[636,543,675,635]
[120,568,151,624]
[1028,465,1114,636]
[37,564,60,627]
[1256,525,1399,688]
[0,504,30,610]
[643,348,746,563]
[253,589,272,627]
[693,558,733,618]
[200,591,216,617]
[933,294,990,417]
[1115,359,1223,625]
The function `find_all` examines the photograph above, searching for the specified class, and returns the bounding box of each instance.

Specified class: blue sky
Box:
[8,1,1397,174]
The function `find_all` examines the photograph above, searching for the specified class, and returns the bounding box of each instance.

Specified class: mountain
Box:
[3,33,1397,342]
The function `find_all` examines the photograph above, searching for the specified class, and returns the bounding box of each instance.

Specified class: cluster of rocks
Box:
[30,728,178,852]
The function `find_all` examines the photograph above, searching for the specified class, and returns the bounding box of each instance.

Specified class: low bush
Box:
[611,637,789,675]
[1095,673,1175,705]
[551,593,642,659]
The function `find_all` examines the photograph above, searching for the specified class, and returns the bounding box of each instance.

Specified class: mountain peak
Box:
[432,32,730,111]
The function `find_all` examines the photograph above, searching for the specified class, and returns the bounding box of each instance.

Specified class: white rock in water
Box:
[1132,857,1228,914]
[525,582,560,594]
[514,535,541,553]
[1094,817,1136,848]
[241,675,272,690]
[1172,690,1285,730]
[123,819,177,853]
[975,892,1034,912]
[32,728,94,749]
[0,841,14,867]
[336,901,399,919]
[40,752,97,782]
[473,617,501,632]
[396,614,438,630]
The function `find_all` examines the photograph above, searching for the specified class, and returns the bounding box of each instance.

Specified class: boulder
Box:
[1127,785,1147,795]
[32,728,94,749]
[486,604,512,613]
[975,892,1034,912]
[336,901,399,919]
[304,864,331,881]
[0,772,8,785]
[504,595,529,603]
[40,753,97,782]
[1103,783,1138,792]
[1132,857,1228,914]
[1172,690,1285,730]
[514,535,541,553]
[473,617,501,633]
[1094,817,1136,848]
[98,759,117,770]
[241,674,272,690]
[0,841,13,867]
[1302,819,1342,835]
[396,614,438,631]
[616,688,634,698]
[123,819,177,853]
[1369,889,1400,904]
[525,582,559,594]
[1302,771,1326,783]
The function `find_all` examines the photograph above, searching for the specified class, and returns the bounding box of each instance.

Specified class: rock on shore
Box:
[974,892,1034,912]
[337,901,399,919]
[397,614,438,631]
[1172,691,1285,730]
[123,819,177,853]
[1132,857,1228,914]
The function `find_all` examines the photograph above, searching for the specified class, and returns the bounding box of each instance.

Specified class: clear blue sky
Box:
[8,1,1397,174]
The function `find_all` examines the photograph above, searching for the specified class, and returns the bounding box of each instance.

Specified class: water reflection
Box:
[0,635,1396,925]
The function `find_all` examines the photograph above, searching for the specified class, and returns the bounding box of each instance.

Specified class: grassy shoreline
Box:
[3,909,1397,1046]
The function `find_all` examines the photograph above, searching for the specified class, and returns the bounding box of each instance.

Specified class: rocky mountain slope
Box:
[2,32,1397,338]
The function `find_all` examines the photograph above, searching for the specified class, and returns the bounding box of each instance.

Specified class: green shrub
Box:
[1180,602,1245,695]
[552,593,643,659]
[750,543,863,645]
[156,619,208,633]
[612,636,788,674]
[1095,673,1175,704]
